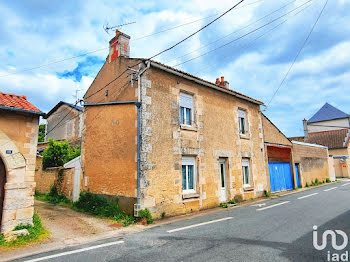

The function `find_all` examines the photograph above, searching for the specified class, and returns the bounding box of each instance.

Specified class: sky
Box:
[0,0,349,137]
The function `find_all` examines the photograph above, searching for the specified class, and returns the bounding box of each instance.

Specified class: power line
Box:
[148,0,245,60]
[164,0,299,65]
[173,0,312,68]
[265,0,329,108]
[194,3,312,76]
[0,0,258,78]
[84,0,246,102]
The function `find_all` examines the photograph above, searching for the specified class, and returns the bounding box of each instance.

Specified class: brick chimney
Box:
[109,30,130,63]
[216,76,229,89]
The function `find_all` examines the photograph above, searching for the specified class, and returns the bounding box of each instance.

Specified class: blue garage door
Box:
[268,162,294,192]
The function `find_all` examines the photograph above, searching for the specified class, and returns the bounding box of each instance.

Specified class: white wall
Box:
[307,118,350,133]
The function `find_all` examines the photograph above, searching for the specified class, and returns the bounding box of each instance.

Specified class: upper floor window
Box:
[238,109,246,135]
[180,92,193,126]
[182,157,196,194]
[242,158,251,186]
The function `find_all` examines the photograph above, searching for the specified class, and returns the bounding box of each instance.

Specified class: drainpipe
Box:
[136,61,150,207]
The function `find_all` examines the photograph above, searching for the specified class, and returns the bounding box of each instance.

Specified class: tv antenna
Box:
[103,21,136,35]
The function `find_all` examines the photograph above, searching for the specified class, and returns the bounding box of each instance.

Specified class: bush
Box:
[264,191,271,197]
[122,216,135,227]
[305,182,309,187]
[220,203,228,208]
[47,185,70,205]
[326,178,331,183]
[73,192,124,218]
[38,124,45,143]
[228,199,236,204]
[42,139,81,169]
[161,212,166,218]
[138,208,154,224]
[0,213,48,247]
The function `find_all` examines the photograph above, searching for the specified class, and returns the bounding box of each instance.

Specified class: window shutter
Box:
[182,157,195,166]
[238,110,246,118]
[180,93,193,109]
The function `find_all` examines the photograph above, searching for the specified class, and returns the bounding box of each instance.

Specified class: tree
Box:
[38,124,46,142]
[42,139,81,169]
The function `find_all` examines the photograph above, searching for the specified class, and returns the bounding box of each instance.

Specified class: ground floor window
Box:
[242,158,251,186]
[182,157,196,194]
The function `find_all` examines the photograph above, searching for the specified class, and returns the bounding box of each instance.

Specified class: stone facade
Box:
[0,111,39,234]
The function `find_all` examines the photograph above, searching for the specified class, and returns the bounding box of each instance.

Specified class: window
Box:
[238,109,246,135]
[182,157,196,194]
[180,93,193,126]
[242,158,250,186]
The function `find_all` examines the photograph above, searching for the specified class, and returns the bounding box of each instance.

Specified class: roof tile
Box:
[305,129,350,149]
[0,92,41,113]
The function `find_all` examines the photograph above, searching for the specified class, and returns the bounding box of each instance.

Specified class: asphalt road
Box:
[15,180,350,262]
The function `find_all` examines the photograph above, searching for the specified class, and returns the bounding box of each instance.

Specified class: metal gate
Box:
[295,164,301,188]
[268,162,293,192]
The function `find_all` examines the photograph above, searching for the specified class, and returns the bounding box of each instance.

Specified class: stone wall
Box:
[292,142,330,186]
[0,111,39,234]
[139,67,267,218]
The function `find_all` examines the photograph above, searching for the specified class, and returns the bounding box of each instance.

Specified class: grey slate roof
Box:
[45,101,83,118]
[308,103,348,123]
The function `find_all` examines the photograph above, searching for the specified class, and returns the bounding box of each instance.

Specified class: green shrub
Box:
[264,191,271,197]
[305,182,309,187]
[219,203,228,208]
[138,208,154,224]
[47,185,70,205]
[122,216,135,227]
[42,139,81,169]
[38,124,45,143]
[326,178,331,183]
[228,199,236,204]
[315,178,319,185]
[161,212,166,218]
[73,192,124,218]
[0,213,48,247]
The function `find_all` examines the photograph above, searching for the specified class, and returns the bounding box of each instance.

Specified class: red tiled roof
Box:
[0,92,42,114]
[305,129,350,149]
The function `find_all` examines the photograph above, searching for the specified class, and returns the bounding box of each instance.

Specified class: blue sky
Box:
[0,0,349,137]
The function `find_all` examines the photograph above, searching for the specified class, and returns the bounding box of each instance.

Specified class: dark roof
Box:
[305,129,350,149]
[0,92,44,116]
[308,103,348,123]
[46,101,83,118]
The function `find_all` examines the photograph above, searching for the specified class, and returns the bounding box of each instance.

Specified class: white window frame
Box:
[238,109,246,135]
[242,158,251,187]
[182,157,196,194]
[180,92,194,127]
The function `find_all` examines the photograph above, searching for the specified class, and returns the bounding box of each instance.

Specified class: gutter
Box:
[136,61,151,208]
[149,61,263,106]
[0,105,45,116]
[84,101,140,107]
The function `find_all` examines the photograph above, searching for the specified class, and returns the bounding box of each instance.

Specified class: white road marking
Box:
[24,240,124,262]
[256,201,289,211]
[324,187,337,192]
[341,183,350,187]
[251,203,266,207]
[298,193,319,199]
[167,217,233,233]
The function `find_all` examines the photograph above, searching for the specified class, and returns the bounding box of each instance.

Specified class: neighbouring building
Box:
[262,114,330,192]
[0,92,43,234]
[81,30,269,217]
[290,103,350,178]
[44,101,83,143]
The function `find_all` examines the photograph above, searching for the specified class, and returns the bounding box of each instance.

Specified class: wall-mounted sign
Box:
[6,150,12,154]
[333,156,349,159]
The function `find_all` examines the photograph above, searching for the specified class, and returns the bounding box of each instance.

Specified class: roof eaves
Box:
[147,60,264,106]
[0,105,45,116]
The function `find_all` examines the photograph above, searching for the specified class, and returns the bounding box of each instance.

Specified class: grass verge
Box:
[0,213,49,248]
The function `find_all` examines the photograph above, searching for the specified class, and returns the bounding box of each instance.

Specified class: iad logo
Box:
[313,225,349,261]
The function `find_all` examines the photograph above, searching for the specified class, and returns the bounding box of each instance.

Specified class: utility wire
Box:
[148,0,245,60]
[265,0,329,108]
[84,0,246,101]
[0,0,256,78]
[193,2,312,75]
[164,0,299,65]
[173,0,312,68]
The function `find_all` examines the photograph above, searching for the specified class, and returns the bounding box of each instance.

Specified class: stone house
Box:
[81,30,268,217]
[44,101,83,143]
[290,103,350,178]
[0,92,43,234]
